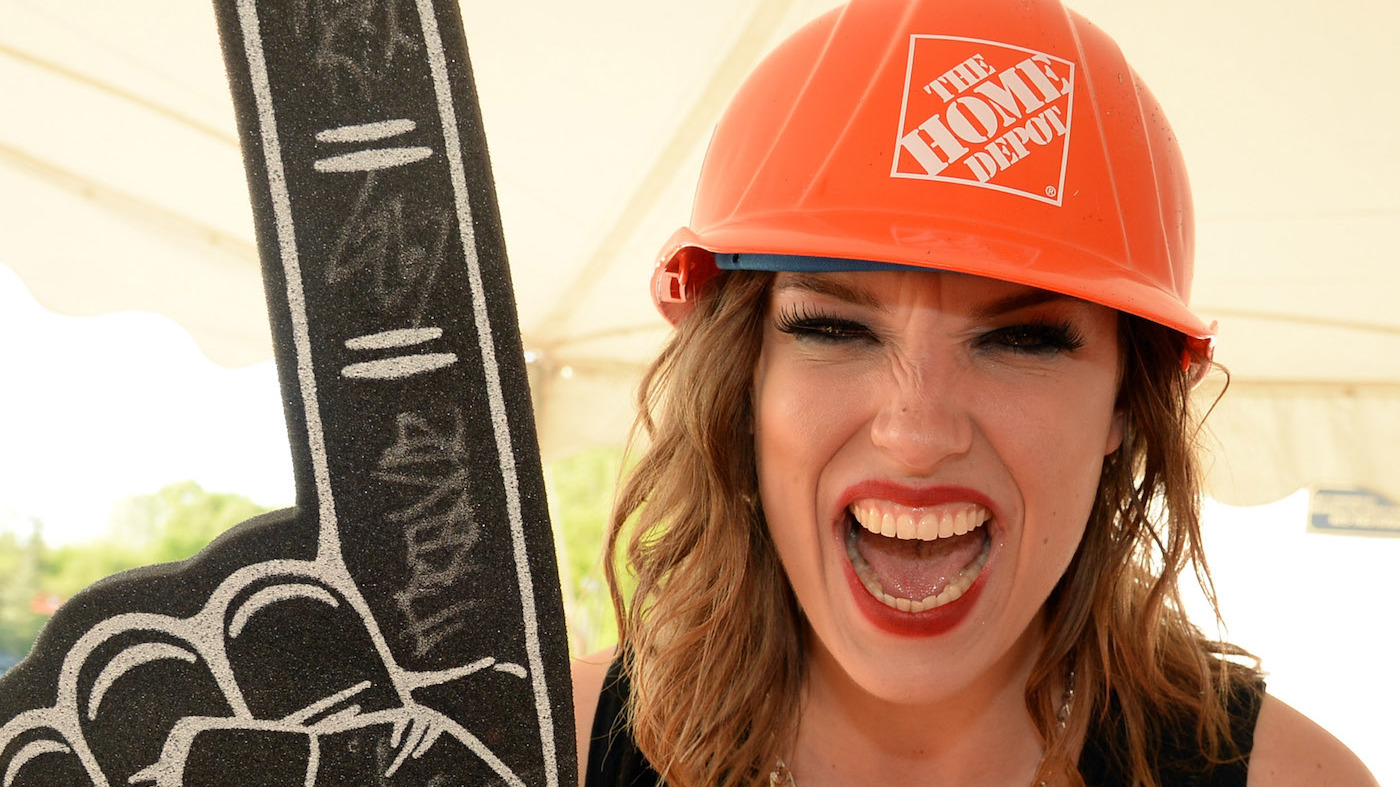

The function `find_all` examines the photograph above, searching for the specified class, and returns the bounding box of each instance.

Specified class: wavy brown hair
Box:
[605,270,1257,787]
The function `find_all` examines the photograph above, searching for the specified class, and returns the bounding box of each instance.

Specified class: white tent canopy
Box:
[2,0,1398,507]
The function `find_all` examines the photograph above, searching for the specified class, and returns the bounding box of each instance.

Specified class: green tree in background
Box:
[0,525,47,668]
[546,446,632,657]
[2,464,624,667]
[43,481,270,600]
[0,482,271,667]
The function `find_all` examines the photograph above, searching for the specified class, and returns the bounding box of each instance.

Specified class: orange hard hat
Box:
[652,0,1213,359]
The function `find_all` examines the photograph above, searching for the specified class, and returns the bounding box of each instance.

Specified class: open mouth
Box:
[845,499,991,614]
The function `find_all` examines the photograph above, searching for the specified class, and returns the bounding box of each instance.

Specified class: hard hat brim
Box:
[655,217,1215,347]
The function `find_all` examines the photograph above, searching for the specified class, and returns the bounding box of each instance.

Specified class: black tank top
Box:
[585,657,1262,786]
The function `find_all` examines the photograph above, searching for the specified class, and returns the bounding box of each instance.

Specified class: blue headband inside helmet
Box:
[714,253,927,273]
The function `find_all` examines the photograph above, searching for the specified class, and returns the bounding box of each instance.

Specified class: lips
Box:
[829,481,997,634]
[846,499,991,613]
[845,495,991,607]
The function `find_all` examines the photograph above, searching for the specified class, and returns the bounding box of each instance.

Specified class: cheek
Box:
[754,358,869,486]
[981,378,1116,571]
[753,354,872,563]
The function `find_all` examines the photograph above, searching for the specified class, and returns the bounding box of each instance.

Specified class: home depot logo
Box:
[892,35,1076,205]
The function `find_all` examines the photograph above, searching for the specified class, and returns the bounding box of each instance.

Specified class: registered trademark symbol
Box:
[1045,186,1057,198]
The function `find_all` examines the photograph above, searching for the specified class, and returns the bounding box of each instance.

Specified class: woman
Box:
[572,0,1378,784]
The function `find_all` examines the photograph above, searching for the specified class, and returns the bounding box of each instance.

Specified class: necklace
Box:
[771,671,1076,787]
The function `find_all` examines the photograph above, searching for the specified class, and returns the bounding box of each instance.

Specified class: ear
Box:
[1105,409,1126,455]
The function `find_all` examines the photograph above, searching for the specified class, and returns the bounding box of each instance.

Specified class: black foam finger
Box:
[0,2,575,785]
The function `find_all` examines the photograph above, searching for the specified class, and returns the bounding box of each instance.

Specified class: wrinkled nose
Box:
[869,363,974,474]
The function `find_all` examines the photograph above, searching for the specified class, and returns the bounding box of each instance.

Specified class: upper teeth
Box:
[849,500,990,541]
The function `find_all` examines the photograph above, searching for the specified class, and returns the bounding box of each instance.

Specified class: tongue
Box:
[855,528,985,600]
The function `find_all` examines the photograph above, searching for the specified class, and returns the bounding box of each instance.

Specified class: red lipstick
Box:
[836,481,996,637]
[842,560,985,637]
[836,481,998,513]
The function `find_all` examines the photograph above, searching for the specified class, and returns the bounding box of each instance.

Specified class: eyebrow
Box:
[774,273,1082,318]
[971,288,1079,321]
[771,273,888,311]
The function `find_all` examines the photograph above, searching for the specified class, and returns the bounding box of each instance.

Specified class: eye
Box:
[773,305,875,345]
[977,320,1085,356]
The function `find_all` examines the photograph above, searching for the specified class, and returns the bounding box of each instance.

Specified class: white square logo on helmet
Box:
[892,35,1076,206]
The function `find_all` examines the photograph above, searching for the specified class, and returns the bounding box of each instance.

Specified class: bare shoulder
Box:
[571,646,617,787]
[1247,693,1378,787]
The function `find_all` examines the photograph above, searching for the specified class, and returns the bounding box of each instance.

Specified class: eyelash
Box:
[774,306,1086,355]
[773,305,875,344]
[976,320,1086,355]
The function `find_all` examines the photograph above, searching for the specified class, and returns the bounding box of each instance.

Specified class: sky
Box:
[0,262,294,544]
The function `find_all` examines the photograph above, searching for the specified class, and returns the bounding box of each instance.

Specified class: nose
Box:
[868,360,974,474]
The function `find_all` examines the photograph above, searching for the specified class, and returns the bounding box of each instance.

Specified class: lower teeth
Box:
[848,532,989,613]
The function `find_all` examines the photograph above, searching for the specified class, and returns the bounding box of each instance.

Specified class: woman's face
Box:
[752,269,1123,704]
